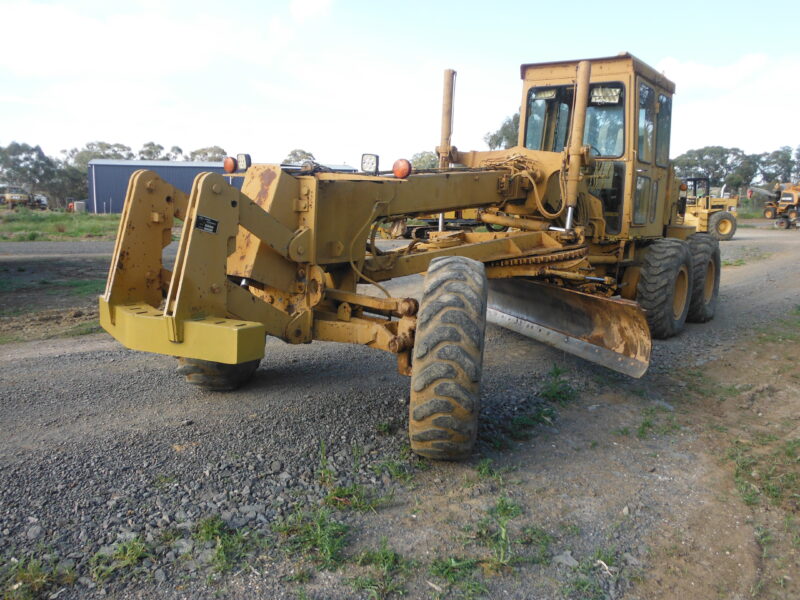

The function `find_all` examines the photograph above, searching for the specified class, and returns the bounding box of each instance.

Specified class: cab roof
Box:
[519,52,675,94]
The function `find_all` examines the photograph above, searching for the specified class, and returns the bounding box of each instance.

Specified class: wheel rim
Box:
[703,259,716,304]
[777,219,788,229]
[717,219,732,235]
[672,265,689,319]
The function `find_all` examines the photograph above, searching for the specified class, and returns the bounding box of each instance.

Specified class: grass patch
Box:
[1,556,76,599]
[273,507,349,570]
[728,437,800,510]
[0,208,120,241]
[507,405,556,440]
[0,276,105,298]
[370,458,413,483]
[351,538,414,599]
[635,406,680,439]
[62,320,103,337]
[58,278,107,297]
[89,538,150,581]
[429,557,487,598]
[375,421,395,435]
[567,574,605,600]
[324,484,388,512]
[193,516,260,574]
[518,525,554,564]
[722,258,747,267]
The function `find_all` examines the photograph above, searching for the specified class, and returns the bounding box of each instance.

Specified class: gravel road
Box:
[1,226,799,599]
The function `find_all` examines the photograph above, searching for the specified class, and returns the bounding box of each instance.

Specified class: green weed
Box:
[0,210,120,241]
[351,538,414,599]
[518,526,554,564]
[376,421,394,435]
[274,508,348,569]
[722,258,746,267]
[371,459,412,483]
[428,557,487,597]
[507,406,556,440]
[539,365,577,403]
[61,321,103,337]
[90,538,150,581]
[193,516,259,573]
[1,556,76,599]
[324,484,388,512]
[728,438,800,509]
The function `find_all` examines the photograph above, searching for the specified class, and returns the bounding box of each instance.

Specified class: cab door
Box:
[631,78,671,238]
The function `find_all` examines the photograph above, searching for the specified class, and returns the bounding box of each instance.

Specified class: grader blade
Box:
[487,279,651,378]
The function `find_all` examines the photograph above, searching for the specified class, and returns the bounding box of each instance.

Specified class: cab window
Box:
[633,176,650,225]
[587,161,626,234]
[655,94,671,166]
[524,83,625,157]
[638,83,655,163]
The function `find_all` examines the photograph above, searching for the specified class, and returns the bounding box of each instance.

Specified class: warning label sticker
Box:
[195,215,219,233]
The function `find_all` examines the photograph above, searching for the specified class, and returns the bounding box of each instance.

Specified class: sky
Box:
[1,0,799,168]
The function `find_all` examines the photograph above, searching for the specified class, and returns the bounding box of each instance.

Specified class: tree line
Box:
[0,143,347,209]
[0,141,229,208]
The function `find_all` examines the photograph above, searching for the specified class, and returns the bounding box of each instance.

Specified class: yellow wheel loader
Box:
[99,53,720,459]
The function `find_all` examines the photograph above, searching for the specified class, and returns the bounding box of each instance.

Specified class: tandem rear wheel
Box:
[636,238,693,339]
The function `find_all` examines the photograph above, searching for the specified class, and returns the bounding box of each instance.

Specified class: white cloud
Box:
[657,54,800,155]
[289,0,332,22]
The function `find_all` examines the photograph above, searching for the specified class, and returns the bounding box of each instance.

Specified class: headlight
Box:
[361,153,379,175]
[236,154,252,171]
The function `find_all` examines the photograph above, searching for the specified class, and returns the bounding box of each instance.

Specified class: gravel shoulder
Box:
[1,227,799,599]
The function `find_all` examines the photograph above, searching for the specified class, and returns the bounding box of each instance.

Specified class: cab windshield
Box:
[524,83,625,157]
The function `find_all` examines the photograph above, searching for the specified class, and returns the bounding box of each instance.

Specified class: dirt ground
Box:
[1,225,799,599]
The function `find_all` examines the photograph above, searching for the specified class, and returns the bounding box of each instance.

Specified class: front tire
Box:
[763,207,776,219]
[687,234,720,323]
[708,211,736,241]
[776,218,790,230]
[409,256,487,460]
[636,238,693,339]
[176,358,260,391]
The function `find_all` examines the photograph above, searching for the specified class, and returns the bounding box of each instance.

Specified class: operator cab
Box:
[518,53,676,240]
[683,177,711,204]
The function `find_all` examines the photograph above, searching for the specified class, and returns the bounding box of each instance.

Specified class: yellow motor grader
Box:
[763,182,800,228]
[99,53,720,459]
[679,177,738,241]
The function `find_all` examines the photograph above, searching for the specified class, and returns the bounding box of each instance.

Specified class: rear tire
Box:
[763,207,776,219]
[776,218,790,230]
[636,238,693,339]
[687,234,720,323]
[708,211,736,241]
[176,358,260,391]
[787,208,799,221]
[409,256,487,460]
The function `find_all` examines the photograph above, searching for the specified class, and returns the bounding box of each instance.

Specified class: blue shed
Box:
[87,159,243,213]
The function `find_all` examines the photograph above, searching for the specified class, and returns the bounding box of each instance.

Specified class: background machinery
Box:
[762,182,800,228]
[99,54,720,460]
[680,177,738,240]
